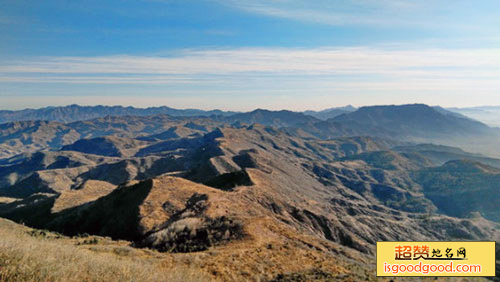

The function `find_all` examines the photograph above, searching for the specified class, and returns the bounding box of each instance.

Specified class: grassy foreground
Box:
[0,218,208,282]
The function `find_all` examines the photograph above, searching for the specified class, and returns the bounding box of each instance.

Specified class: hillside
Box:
[0,217,209,282]
[61,136,149,157]
[2,126,499,248]
[0,120,80,158]
[0,115,222,159]
[413,160,500,222]
[394,143,500,168]
[0,105,499,280]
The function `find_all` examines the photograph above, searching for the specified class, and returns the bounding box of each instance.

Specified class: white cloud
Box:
[215,0,500,35]
[215,0,433,26]
[1,46,500,109]
[1,47,499,77]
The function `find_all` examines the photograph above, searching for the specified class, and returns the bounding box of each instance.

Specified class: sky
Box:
[1,0,500,111]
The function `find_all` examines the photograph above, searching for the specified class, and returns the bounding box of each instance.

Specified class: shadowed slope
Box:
[0,122,499,280]
[414,160,500,222]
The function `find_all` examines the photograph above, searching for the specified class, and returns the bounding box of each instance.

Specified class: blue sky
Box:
[1,0,500,110]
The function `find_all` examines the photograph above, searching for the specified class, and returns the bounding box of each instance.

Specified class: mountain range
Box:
[0,103,499,281]
[3,103,498,158]
[0,104,238,124]
[2,103,495,125]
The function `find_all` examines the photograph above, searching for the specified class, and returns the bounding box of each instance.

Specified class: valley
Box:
[0,104,499,281]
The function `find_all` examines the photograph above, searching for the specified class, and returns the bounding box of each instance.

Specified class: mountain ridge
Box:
[0,104,238,124]
[1,107,499,280]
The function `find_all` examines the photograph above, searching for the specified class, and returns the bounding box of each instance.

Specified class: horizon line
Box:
[1,102,499,113]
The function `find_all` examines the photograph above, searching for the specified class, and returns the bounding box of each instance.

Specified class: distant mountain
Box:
[221,108,376,140]
[332,104,493,139]
[394,143,500,168]
[224,109,320,128]
[1,114,499,280]
[0,104,238,123]
[0,115,222,159]
[0,121,80,159]
[61,136,148,158]
[304,105,357,120]
[447,106,500,127]
[2,104,499,159]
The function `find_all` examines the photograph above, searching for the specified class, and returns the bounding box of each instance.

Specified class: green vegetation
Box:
[413,160,500,222]
[342,151,399,170]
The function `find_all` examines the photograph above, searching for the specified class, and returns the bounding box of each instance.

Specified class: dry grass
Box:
[0,197,17,204]
[51,180,117,213]
[0,218,209,282]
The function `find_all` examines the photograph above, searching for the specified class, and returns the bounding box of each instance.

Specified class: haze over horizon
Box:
[2,0,500,110]
[3,103,500,114]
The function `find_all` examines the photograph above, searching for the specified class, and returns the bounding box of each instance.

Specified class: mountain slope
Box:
[394,143,500,168]
[0,105,499,280]
[0,121,81,159]
[224,109,320,128]
[2,126,498,250]
[304,105,357,120]
[332,104,492,138]
[0,115,223,159]
[413,160,500,222]
[329,104,500,157]
[61,136,149,157]
[0,217,209,282]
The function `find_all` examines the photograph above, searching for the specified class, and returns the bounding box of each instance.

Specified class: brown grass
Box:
[0,218,209,282]
[0,197,18,204]
[51,180,117,213]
